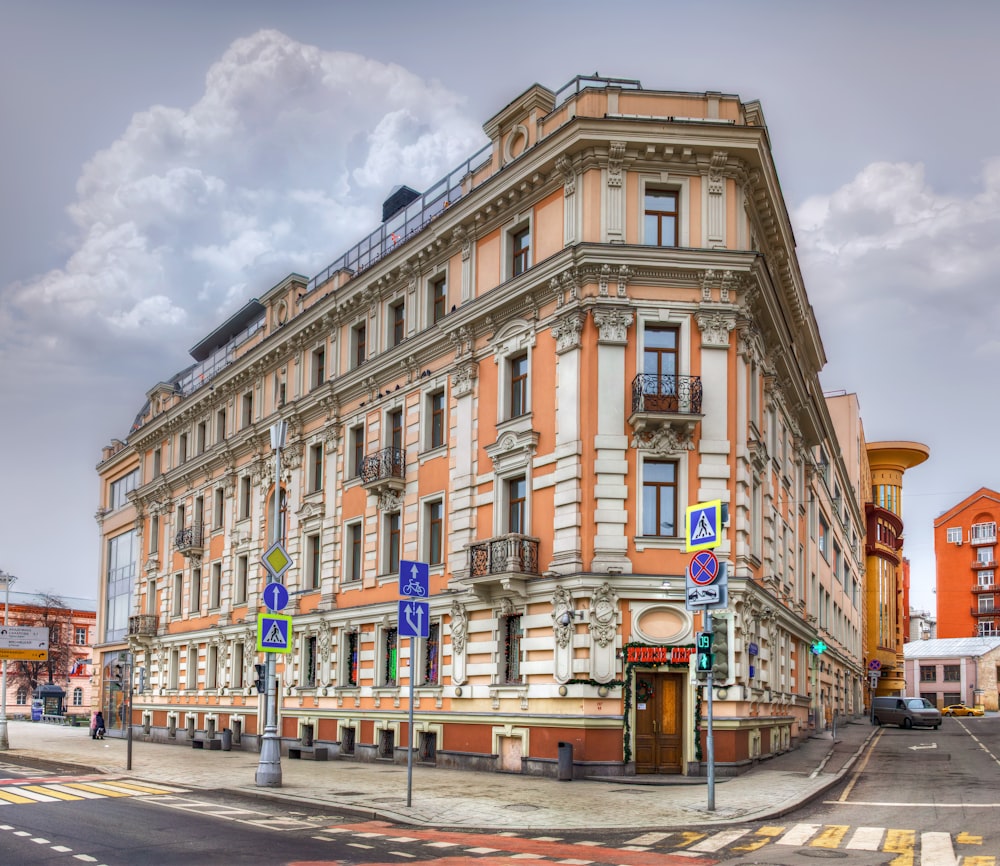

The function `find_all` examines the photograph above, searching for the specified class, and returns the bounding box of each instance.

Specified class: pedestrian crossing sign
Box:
[256,612,292,653]
[686,500,722,552]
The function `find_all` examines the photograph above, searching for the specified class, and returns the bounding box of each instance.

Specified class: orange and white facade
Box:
[934,487,1000,640]
[95,76,870,777]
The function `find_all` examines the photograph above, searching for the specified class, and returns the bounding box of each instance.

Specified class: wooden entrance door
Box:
[634,672,682,774]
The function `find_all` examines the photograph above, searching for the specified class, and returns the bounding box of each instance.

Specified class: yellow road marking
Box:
[0,789,36,804]
[839,728,882,802]
[811,825,849,848]
[884,828,914,866]
[93,781,177,795]
[732,825,784,852]
[957,832,984,845]
[674,831,706,847]
[20,785,82,801]
[60,782,131,798]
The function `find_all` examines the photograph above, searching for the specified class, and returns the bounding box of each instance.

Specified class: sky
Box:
[2,0,998,613]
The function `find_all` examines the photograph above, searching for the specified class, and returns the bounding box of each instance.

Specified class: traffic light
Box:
[695,631,713,680]
[254,663,266,694]
[811,640,828,656]
[711,615,731,684]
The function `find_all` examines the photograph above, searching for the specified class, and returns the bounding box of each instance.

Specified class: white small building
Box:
[903,637,1000,711]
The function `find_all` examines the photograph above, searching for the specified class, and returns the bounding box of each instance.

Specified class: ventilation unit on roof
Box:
[382,185,420,222]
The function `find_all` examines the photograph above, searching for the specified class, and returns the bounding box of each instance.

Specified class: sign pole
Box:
[705,610,715,811]
[256,421,286,788]
[407,635,416,807]
[125,656,133,771]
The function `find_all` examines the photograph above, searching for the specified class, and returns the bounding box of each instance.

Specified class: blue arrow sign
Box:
[398,560,429,598]
[263,582,289,612]
[399,599,429,638]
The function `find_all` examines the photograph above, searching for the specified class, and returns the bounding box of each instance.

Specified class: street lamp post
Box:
[256,421,286,788]
[0,571,17,751]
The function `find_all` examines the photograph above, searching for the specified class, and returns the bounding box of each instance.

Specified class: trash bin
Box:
[30,700,43,722]
[557,741,573,781]
[221,728,232,751]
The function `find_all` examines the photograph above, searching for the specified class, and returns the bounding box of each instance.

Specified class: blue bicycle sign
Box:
[398,560,429,598]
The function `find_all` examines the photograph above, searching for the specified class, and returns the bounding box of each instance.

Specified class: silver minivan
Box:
[872,696,942,729]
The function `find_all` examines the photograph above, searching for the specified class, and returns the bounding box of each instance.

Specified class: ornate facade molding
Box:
[696,309,736,348]
[592,307,633,345]
[551,309,586,354]
[589,582,618,648]
[450,360,478,399]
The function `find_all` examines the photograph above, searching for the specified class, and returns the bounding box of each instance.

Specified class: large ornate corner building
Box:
[96,76,912,777]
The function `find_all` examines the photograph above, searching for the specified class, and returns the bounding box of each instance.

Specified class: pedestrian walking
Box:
[93,711,105,740]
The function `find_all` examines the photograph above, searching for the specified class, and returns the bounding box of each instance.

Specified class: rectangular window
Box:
[386,512,401,575]
[187,646,198,690]
[209,562,221,609]
[311,346,326,390]
[642,460,677,537]
[346,522,363,583]
[390,300,405,347]
[105,530,138,643]
[979,571,994,588]
[213,487,225,529]
[502,614,522,684]
[215,408,227,442]
[427,499,444,565]
[345,631,360,686]
[422,622,440,685]
[979,595,994,612]
[382,627,398,687]
[431,274,447,324]
[196,421,207,455]
[978,546,995,564]
[232,642,244,689]
[350,425,364,477]
[303,635,317,688]
[75,626,87,645]
[190,568,202,615]
[168,649,179,690]
[507,476,526,534]
[389,408,403,452]
[172,572,183,616]
[178,432,188,464]
[239,476,251,520]
[819,515,829,557]
[241,392,253,428]
[509,353,528,418]
[306,533,321,589]
[644,189,678,246]
[235,554,248,605]
[276,373,286,408]
[309,443,324,493]
[943,665,961,682]
[429,390,446,449]
[206,644,218,690]
[150,515,160,555]
[511,227,530,276]
[152,447,162,478]
[352,322,367,368]
[972,522,997,543]
[919,666,936,682]
[109,468,140,511]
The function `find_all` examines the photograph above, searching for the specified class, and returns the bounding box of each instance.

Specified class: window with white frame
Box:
[206,644,218,689]
[308,442,324,493]
[342,630,360,686]
[150,514,160,555]
[420,622,440,686]
[508,353,529,419]
[946,527,962,543]
[388,408,403,452]
[75,626,87,645]
[500,613,523,684]
[979,595,995,612]
[425,498,444,565]
[509,225,530,277]
[978,546,995,564]
[384,511,401,575]
[231,642,244,689]
[178,432,189,464]
[380,627,398,687]
[427,389,446,450]
[351,321,367,369]
[302,635,318,688]
[305,532,321,589]
[16,689,26,705]
[979,570,994,588]
[345,521,363,583]
[239,475,251,520]
[235,554,248,604]
[168,648,179,690]
[506,476,527,535]
[109,468,140,511]
[190,567,202,615]
[209,562,221,609]
[186,646,198,690]
[349,424,365,477]
[310,345,326,390]
[196,420,207,455]
[72,687,83,706]
[429,272,447,325]
[389,298,405,348]
[215,407,226,442]
[213,487,225,529]
[241,391,253,428]
[818,514,829,558]
[972,521,997,543]
[172,572,183,616]
[641,459,678,537]
[643,188,678,246]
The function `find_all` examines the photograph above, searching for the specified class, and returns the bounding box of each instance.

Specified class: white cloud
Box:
[2,29,485,386]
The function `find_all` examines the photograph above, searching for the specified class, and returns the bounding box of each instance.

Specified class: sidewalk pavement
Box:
[0,719,875,831]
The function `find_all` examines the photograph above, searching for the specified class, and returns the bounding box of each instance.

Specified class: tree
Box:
[10,593,74,697]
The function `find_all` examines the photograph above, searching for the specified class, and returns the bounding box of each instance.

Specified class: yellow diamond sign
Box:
[262,541,292,580]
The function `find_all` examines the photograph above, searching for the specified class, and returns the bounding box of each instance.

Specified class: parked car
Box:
[942,703,984,717]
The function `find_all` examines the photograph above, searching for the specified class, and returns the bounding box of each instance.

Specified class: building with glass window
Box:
[96,75,878,777]
[904,637,1000,711]
[0,591,95,719]
[935,487,1000,639]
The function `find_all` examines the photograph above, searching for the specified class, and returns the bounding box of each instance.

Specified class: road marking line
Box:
[920,831,957,866]
[827,800,1000,808]
[812,825,849,848]
[31,837,51,844]
[465,848,502,854]
[625,832,670,845]
[102,780,187,794]
[388,853,416,859]
[688,829,751,852]
[0,790,39,804]
[776,823,820,845]
[73,856,97,863]
[60,783,131,798]
[846,826,883,850]
[21,785,83,801]
[425,841,460,847]
[732,826,785,852]
[347,842,374,850]
[52,846,73,853]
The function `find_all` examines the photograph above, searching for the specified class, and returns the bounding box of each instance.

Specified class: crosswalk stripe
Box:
[0,790,36,804]
[921,831,958,866]
[777,823,820,845]
[20,785,83,801]
[812,825,849,848]
[41,784,105,800]
[688,829,751,852]
[59,782,131,798]
[846,826,884,850]
[0,788,58,803]
[100,780,187,794]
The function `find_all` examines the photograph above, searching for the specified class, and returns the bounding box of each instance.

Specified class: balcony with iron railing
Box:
[972,559,997,570]
[466,533,540,596]
[972,606,1000,617]
[360,447,406,494]
[175,522,205,556]
[972,583,996,592]
[127,614,158,638]
[628,374,703,447]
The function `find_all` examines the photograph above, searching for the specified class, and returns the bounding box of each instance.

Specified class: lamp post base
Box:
[255,729,282,787]
[0,720,9,751]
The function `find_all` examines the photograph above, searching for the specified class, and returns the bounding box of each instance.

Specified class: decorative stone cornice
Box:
[551,309,586,354]
[696,309,736,348]
[592,307,633,345]
[450,360,478,398]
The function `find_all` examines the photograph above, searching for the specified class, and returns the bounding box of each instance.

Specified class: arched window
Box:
[15,689,27,706]
[72,688,83,707]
